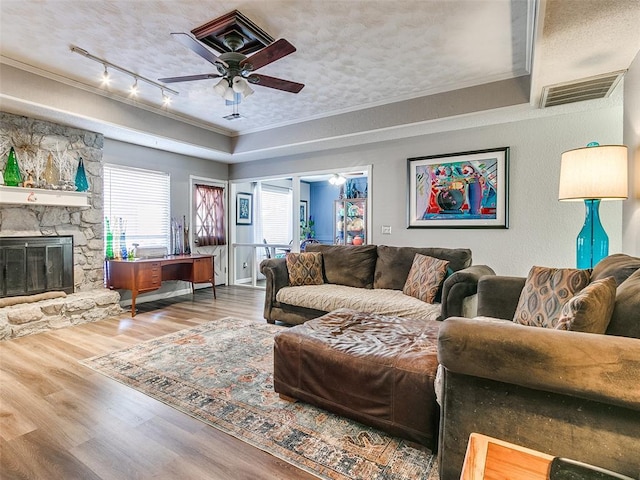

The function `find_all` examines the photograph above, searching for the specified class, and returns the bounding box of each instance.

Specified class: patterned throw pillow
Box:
[403,254,450,304]
[513,266,590,328]
[286,252,324,286]
[555,276,617,333]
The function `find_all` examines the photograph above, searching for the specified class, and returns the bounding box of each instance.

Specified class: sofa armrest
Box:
[440,265,495,319]
[476,275,526,319]
[438,317,640,410]
[260,258,289,322]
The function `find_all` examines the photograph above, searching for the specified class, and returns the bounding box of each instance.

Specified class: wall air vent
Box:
[540,70,625,108]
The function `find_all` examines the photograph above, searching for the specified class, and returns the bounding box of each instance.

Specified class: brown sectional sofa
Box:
[260,244,495,325]
[436,254,640,480]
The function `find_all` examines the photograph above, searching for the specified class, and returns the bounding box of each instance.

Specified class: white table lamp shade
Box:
[558,145,628,200]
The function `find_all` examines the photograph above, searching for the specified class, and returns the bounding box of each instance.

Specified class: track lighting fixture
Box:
[71,45,178,106]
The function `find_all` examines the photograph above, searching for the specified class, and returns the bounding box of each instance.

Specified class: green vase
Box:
[3,147,22,186]
[105,217,114,260]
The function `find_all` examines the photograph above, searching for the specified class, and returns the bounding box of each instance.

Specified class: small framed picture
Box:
[407,147,509,228]
[300,200,308,224]
[236,192,253,225]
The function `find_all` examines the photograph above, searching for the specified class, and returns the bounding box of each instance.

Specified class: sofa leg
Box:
[279,393,298,403]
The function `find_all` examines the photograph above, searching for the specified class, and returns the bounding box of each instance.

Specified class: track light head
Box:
[162,90,172,106]
[101,64,110,85]
[130,77,139,96]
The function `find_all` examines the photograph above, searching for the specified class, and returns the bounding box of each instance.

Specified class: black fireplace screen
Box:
[0,236,74,298]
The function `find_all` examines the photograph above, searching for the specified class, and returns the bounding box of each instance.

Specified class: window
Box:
[194,184,226,246]
[260,185,292,244]
[103,164,170,249]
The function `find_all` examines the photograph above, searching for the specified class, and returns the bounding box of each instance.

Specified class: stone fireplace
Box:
[0,112,122,339]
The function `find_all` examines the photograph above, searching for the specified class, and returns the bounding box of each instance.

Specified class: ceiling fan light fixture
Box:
[223,88,237,102]
[213,78,229,97]
[232,76,254,98]
[329,174,346,185]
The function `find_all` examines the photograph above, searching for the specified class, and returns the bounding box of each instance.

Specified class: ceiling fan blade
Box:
[248,74,304,93]
[158,73,222,83]
[171,32,229,68]
[240,39,296,71]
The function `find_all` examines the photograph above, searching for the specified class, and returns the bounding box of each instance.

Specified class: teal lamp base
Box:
[576,199,608,269]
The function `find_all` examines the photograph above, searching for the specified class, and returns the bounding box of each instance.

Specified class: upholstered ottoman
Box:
[273,308,441,449]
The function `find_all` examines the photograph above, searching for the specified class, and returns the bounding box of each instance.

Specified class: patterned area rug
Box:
[81,318,437,480]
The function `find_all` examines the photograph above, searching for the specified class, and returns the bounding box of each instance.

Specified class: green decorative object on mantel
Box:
[3,147,22,186]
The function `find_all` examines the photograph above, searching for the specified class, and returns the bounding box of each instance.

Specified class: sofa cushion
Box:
[555,276,616,333]
[286,252,324,286]
[373,245,472,290]
[591,253,640,286]
[275,284,441,321]
[305,244,377,289]
[513,266,590,328]
[606,269,640,338]
[403,254,450,303]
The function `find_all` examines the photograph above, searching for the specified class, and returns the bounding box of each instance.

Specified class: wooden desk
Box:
[106,254,216,317]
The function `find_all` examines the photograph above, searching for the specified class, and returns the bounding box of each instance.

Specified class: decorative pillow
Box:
[402,254,450,304]
[555,276,617,333]
[286,252,324,286]
[513,266,590,328]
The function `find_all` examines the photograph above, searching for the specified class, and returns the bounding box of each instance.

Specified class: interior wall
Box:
[231,104,623,276]
[623,50,640,255]
[102,138,228,302]
[103,139,228,224]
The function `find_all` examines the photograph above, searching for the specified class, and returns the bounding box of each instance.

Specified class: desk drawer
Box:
[137,262,161,289]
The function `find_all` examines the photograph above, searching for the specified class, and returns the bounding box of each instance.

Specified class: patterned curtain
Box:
[195,184,226,246]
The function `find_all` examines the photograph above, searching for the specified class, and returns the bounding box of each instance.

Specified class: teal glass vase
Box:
[576,199,608,269]
[75,157,89,192]
[3,147,22,186]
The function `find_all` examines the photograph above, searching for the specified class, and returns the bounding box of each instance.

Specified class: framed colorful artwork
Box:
[236,192,253,225]
[407,147,509,228]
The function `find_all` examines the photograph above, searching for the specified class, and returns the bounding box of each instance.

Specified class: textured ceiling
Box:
[0,0,533,135]
[1,0,639,162]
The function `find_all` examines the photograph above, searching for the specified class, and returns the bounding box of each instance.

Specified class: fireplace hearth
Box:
[0,236,74,298]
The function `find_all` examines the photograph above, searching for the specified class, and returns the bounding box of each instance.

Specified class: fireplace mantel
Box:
[0,186,90,207]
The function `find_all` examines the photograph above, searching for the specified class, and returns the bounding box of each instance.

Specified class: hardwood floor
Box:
[0,286,318,480]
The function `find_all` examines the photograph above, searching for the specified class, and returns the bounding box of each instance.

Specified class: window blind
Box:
[103,164,170,249]
[260,185,292,244]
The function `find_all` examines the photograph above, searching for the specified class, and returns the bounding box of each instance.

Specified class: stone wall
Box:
[1,112,105,291]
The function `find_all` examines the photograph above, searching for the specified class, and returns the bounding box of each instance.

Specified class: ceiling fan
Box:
[159,32,304,102]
